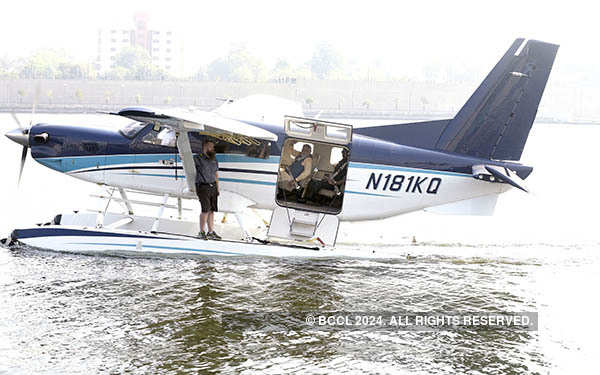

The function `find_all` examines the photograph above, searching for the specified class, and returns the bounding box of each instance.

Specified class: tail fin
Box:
[435,38,559,161]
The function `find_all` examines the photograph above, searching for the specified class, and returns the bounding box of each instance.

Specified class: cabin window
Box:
[244,141,271,159]
[329,147,344,165]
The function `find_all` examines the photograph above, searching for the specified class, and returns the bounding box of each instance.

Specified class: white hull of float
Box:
[6,212,400,259]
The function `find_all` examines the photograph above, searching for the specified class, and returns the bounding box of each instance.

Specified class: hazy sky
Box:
[0,0,596,78]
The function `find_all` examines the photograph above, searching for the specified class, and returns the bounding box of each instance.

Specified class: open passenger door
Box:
[267,116,352,246]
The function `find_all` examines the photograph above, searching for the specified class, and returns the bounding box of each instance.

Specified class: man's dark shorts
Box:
[196,183,218,213]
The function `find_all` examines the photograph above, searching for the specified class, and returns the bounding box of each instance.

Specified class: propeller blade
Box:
[10,112,24,131]
[18,145,27,185]
[30,82,40,127]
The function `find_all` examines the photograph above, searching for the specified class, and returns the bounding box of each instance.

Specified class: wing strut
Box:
[176,131,197,194]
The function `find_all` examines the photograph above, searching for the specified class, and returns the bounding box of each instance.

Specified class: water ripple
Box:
[0,243,594,374]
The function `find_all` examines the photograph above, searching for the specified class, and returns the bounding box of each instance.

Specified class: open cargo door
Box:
[267,116,352,246]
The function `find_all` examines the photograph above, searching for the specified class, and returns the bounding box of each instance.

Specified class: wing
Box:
[114,107,278,141]
[112,107,278,193]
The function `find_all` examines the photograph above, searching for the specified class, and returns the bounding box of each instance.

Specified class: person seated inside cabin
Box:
[279,142,313,192]
[306,148,349,203]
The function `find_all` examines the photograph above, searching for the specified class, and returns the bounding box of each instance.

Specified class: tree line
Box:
[0,42,397,82]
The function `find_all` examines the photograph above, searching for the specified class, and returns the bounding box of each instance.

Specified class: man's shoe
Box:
[198,231,208,240]
[207,231,222,240]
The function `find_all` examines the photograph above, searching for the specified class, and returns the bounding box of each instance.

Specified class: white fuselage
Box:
[38,153,510,221]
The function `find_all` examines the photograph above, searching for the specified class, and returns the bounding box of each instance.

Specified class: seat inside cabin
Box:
[277,139,348,211]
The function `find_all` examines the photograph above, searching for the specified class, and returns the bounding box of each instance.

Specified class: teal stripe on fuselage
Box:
[219,178,275,186]
[37,153,471,178]
[37,153,280,173]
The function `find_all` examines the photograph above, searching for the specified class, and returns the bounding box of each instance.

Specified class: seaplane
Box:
[2,38,558,257]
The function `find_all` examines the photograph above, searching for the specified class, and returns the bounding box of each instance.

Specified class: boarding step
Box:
[268,207,339,246]
[290,211,320,237]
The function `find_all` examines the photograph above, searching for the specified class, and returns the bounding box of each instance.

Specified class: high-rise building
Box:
[95,12,181,77]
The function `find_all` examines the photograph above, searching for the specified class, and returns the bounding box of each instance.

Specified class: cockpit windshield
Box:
[119,121,147,139]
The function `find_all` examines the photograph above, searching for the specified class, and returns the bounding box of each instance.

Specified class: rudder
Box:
[435,39,559,161]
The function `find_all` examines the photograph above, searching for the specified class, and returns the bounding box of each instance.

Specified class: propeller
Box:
[5,82,40,185]
[10,112,24,131]
[18,144,28,184]
[6,114,29,185]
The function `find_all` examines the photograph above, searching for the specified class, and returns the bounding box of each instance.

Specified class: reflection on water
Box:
[2,242,596,374]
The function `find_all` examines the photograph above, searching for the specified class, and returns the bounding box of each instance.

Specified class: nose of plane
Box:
[5,128,29,147]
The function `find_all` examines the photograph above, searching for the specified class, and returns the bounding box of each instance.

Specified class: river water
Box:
[0,114,598,374]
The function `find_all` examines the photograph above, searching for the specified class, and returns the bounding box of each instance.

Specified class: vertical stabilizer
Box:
[435,39,559,160]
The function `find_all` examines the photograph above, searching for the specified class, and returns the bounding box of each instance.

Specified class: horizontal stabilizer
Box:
[472,164,529,192]
[484,166,528,192]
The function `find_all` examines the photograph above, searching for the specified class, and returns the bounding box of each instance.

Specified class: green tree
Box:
[420,96,429,113]
[305,97,314,109]
[0,57,16,77]
[207,45,266,82]
[275,59,290,71]
[19,49,67,79]
[57,62,84,79]
[17,89,25,104]
[75,89,83,103]
[105,67,128,80]
[109,46,166,80]
[15,49,92,79]
[104,90,112,104]
[310,42,343,79]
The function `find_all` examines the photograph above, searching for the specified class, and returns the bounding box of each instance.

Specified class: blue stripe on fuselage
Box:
[13,227,179,240]
[100,172,413,198]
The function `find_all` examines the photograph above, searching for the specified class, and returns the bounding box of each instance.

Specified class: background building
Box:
[95,12,181,77]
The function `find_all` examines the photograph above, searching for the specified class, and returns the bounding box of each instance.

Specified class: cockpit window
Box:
[157,128,177,147]
[142,127,177,147]
[119,121,147,139]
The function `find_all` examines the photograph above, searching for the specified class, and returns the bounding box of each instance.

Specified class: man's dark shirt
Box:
[193,153,219,184]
